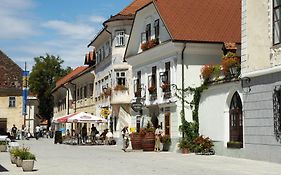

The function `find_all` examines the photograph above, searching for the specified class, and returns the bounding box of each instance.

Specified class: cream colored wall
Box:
[242,0,278,74]
[0,96,23,132]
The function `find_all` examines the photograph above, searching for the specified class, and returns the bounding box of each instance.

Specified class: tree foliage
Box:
[29,54,72,119]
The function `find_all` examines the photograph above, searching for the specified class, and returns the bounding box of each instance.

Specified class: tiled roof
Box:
[119,0,152,15]
[55,66,88,89]
[154,0,241,43]
[103,0,151,24]
[0,50,23,89]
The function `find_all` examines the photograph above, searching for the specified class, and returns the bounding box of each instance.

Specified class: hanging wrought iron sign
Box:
[131,98,143,112]
[273,86,281,143]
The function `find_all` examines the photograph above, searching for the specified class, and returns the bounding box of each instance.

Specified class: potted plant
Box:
[148,85,156,94]
[178,138,191,154]
[142,122,155,151]
[104,88,112,97]
[221,52,240,77]
[160,83,170,92]
[114,84,128,91]
[9,148,20,164]
[201,64,215,82]
[21,152,36,172]
[193,135,214,155]
[0,141,7,152]
[141,42,149,51]
[15,148,25,167]
[129,132,143,150]
[134,89,141,97]
[227,141,243,149]
[147,39,159,49]
[141,39,159,51]
[161,135,171,151]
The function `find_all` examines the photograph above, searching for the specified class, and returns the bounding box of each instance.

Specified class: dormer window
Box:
[146,24,151,41]
[116,72,126,86]
[116,30,125,47]
[154,19,159,40]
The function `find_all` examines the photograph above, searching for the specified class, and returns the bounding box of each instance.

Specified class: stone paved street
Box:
[1,138,281,175]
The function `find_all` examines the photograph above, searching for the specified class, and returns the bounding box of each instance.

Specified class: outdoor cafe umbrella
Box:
[67,112,107,123]
[53,113,77,123]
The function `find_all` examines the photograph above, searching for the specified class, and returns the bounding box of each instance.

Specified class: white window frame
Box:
[9,97,16,107]
[115,30,125,47]
[116,71,126,86]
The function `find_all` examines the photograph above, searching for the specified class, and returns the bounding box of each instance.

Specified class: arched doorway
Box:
[229,92,243,147]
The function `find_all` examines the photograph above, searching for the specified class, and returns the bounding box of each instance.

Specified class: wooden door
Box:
[229,92,243,145]
[0,118,7,135]
[164,112,170,136]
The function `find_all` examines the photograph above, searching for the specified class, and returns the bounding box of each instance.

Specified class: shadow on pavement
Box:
[0,164,8,172]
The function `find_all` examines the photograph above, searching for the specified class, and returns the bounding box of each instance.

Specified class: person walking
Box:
[11,124,17,140]
[154,125,162,152]
[121,126,129,152]
[35,125,40,140]
[81,124,87,144]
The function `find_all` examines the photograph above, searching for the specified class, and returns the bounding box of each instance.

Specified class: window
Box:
[152,66,157,86]
[273,86,281,142]
[154,19,160,39]
[165,62,170,81]
[116,30,125,46]
[273,0,281,45]
[105,41,110,57]
[9,97,16,107]
[146,24,151,41]
[96,50,100,63]
[77,88,80,100]
[84,86,87,98]
[89,83,94,96]
[80,87,83,99]
[134,71,142,97]
[101,46,105,60]
[116,72,126,86]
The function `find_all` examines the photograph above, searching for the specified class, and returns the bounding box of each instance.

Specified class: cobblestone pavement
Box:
[1,138,281,175]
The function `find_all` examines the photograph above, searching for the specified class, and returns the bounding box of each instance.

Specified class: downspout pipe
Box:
[61,85,70,115]
[181,43,187,119]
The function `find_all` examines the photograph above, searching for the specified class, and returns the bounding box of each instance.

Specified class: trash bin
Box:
[54,131,62,144]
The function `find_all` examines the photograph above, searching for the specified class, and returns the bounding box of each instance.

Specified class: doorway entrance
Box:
[229,92,243,148]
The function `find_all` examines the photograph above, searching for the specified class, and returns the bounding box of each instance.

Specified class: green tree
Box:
[29,54,72,120]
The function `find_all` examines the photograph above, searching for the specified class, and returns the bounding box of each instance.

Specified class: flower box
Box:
[141,39,159,51]
[160,83,170,91]
[227,141,242,149]
[148,86,156,94]
[114,84,128,91]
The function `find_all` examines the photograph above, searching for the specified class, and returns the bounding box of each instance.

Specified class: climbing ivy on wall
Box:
[172,84,208,137]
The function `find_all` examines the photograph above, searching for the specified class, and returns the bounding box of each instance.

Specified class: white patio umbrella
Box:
[67,112,107,123]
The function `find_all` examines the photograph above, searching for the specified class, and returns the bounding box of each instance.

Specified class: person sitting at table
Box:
[99,129,108,144]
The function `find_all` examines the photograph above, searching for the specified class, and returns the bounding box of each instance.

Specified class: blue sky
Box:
[0,0,132,70]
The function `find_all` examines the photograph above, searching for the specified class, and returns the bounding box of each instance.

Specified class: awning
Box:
[67,112,107,123]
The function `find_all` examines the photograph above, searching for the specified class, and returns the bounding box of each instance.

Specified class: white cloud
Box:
[89,15,106,23]
[42,20,96,40]
[0,0,37,39]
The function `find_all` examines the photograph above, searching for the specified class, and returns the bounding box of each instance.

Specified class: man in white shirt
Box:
[35,125,40,140]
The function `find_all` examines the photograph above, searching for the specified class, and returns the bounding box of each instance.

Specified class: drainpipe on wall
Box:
[181,43,187,119]
[181,43,187,138]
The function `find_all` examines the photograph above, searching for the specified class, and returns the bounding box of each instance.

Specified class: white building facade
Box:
[125,0,241,151]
